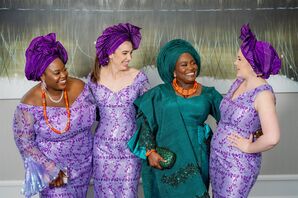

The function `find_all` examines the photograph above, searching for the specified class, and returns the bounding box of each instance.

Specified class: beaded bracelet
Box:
[145,149,156,157]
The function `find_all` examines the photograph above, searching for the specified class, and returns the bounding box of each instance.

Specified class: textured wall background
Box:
[0,0,298,80]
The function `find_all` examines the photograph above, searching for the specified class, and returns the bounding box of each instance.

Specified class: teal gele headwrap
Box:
[156,39,201,83]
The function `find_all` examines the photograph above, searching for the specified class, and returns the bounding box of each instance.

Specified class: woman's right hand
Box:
[147,152,166,170]
[49,170,66,188]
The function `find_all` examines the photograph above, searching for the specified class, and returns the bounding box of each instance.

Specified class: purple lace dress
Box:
[88,71,149,198]
[210,78,274,198]
[13,85,96,198]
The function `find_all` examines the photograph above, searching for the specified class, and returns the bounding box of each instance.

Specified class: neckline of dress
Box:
[230,79,269,102]
[19,84,86,109]
[97,71,141,94]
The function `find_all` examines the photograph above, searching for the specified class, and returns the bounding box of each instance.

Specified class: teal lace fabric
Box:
[139,116,156,151]
[161,163,200,187]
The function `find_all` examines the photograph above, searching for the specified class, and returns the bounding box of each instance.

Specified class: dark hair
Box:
[91,56,101,83]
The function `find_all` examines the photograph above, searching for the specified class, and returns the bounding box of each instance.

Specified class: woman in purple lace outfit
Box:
[88,23,150,198]
[210,24,281,198]
[13,33,95,197]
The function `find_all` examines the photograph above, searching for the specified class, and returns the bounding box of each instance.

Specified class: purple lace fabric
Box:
[210,78,274,198]
[13,85,96,198]
[88,71,150,198]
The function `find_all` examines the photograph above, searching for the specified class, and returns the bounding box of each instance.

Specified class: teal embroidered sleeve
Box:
[127,112,157,160]
[139,117,156,151]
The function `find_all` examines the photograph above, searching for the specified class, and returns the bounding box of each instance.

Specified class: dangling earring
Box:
[109,55,113,62]
[174,72,176,78]
[41,80,47,91]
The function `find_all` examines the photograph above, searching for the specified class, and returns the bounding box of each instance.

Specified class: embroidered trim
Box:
[161,163,200,187]
[139,117,156,150]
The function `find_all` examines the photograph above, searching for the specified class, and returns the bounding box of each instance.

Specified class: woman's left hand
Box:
[227,132,253,153]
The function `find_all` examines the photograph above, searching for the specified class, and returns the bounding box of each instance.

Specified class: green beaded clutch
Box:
[156,147,176,169]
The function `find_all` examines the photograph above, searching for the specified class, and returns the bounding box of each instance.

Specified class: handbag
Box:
[156,147,176,169]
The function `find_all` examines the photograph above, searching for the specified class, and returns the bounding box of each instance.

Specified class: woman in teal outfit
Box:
[128,39,222,198]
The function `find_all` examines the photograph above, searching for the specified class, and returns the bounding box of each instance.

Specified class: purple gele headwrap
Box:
[25,33,68,81]
[239,24,281,79]
[95,23,141,66]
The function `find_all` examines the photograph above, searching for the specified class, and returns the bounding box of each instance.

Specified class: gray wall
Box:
[1,93,298,181]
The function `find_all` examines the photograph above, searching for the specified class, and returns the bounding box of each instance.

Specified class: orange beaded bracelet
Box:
[145,149,156,157]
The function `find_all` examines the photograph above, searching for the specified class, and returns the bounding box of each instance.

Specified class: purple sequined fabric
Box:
[88,71,150,198]
[210,78,274,198]
[13,85,96,198]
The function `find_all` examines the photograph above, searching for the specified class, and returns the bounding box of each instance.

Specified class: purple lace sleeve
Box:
[13,105,60,197]
[138,71,150,96]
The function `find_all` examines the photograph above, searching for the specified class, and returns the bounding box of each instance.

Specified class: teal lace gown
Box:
[128,83,222,198]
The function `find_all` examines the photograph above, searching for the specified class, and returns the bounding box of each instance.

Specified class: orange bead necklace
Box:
[42,89,71,134]
[172,78,199,98]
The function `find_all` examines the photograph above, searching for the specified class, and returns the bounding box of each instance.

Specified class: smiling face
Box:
[40,58,68,91]
[174,53,198,88]
[109,41,133,70]
[234,49,255,79]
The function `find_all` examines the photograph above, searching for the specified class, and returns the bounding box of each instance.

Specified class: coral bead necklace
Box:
[172,78,199,98]
[42,89,71,134]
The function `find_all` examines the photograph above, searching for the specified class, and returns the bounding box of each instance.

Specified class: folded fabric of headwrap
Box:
[25,33,68,81]
[156,39,201,83]
[240,24,281,79]
[95,23,141,66]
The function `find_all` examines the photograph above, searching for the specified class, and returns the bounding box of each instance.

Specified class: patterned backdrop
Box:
[0,0,297,81]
